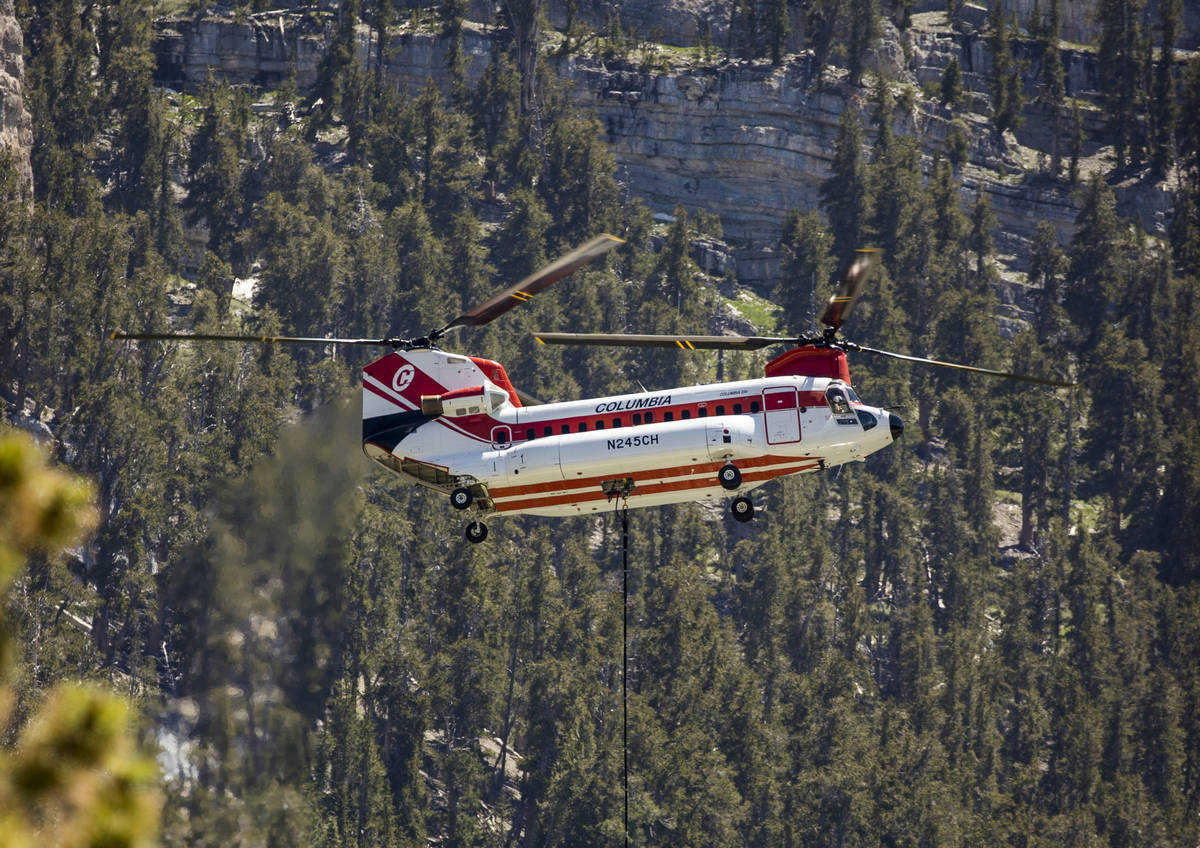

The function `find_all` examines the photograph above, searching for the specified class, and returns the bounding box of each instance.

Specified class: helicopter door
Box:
[763,387,801,444]
[491,426,512,449]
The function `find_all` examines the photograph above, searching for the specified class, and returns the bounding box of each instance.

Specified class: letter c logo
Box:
[392,364,415,393]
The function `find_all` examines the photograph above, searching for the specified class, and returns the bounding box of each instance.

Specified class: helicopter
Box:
[114,234,1072,544]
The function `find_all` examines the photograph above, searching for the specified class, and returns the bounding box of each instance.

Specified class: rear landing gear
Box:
[730,496,754,522]
[718,463,742,490]
[465,521,489,543]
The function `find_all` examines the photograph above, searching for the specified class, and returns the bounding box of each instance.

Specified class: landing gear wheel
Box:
[730,496,754,522]
[450,487,473,510]
[718,463,742,490]
[465,521,489,543]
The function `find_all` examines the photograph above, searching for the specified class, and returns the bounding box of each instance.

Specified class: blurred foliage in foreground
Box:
[0,429,160,848]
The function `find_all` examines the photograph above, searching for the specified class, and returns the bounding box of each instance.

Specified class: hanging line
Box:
[621,496,630,848]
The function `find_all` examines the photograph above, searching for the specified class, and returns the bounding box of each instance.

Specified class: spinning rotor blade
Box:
[439,234,624,335]
[534,332,795,351]
[512,386,543,406]
[848,343,1076,387]
[819,249,879,332]
[110,331,401,347]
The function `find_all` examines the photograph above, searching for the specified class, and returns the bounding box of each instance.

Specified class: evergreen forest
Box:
[3,0,1200,844]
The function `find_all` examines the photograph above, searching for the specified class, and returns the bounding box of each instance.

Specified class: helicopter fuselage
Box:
[362,349,901,518]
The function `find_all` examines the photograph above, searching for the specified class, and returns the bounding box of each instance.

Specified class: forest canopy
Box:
[3,0,1200,844]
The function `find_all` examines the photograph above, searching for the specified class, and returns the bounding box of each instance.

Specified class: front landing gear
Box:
[718,463,742,490]
[730,496,754,522]
[451,487,473,510]
[465,521,489,543]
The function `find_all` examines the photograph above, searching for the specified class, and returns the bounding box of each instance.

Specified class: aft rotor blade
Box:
[513,386,543,406]
[110,331,400,347]
[534,332,795,350]
[819,249,879,331]
[440,234,624,334]
[849,343,1076,387]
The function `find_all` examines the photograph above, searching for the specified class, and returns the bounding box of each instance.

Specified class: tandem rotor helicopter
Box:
[114,234,1072,543]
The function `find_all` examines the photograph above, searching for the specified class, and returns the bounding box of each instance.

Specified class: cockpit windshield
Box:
[826,386,852,415]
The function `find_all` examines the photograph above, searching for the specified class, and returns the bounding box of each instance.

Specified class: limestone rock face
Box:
[0,0,33,191]
[915,0,1199,49]
[152,14,1176,299]
[548,0,1200,51]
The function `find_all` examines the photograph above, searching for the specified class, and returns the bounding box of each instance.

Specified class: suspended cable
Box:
[621,496,630,848]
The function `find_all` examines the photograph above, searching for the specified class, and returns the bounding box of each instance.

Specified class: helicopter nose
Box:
[889,412,904,440]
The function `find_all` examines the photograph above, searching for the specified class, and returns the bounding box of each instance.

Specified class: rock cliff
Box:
[0,0,32,191]
[153,11,1178,298]
[542,1,1200,53]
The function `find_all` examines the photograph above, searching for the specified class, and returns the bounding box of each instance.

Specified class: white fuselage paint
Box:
[361,349,896,518]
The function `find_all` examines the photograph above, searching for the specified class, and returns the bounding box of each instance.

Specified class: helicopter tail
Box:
[361,349,521,457]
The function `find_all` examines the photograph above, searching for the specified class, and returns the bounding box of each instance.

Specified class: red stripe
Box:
[490,452,818,499]
[492,459,821,513]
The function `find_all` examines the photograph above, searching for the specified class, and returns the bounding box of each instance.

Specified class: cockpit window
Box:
[826,387,852,415]
[845,387,861,403]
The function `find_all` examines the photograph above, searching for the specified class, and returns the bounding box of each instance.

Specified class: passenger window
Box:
[750,401,760,413]
[578,422,587,432]
[543,426,553,437]
[715,404,725,416]
[664,411,674,422]
[525,429,535,441]
[733,403,743,415]
[633,413,642,425]
[613,418,623,428]
[561,424,570,434]
[699,407,708,418]
[682,409,691,420]
[645,412,654,423]
[596,420,605,430]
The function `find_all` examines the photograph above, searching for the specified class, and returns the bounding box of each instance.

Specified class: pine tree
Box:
[820,108,871,258]
[846,0,880,87]
[21,0,103,212]
[1068,99,1084,185]
[1064,176,1130,348]
[1098,0,1149,169]
[767,0,791,65]
[776,209,835,333]
[184,83,246,262]
[97,0,163,215]
[940,57,964,107]
[636,207,711,387]
[987,3,1028,135]
[1150,0,1181,176]
[502,0,545,117]
[1039,0,1067,176]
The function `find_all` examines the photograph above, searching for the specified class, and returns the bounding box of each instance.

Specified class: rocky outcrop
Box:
[553,0,1199,51]
[544,0,1200,52]
[0,0,32,191]
[153,13,1176,297]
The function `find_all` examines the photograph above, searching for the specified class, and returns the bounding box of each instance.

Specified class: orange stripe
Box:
[493,460,820,513]
[488,453,820,499]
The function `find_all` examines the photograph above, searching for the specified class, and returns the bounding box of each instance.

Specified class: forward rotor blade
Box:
[849,343,1076,387]
[110,331,399,347]
[534,332,794,351]
[820,249,879,331]
[440,234,624,334]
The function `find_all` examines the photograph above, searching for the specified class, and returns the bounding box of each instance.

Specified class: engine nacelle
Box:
[421,381,510,418]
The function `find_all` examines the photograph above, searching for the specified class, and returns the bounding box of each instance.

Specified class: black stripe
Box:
[362,410,429,453]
